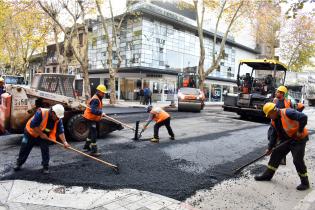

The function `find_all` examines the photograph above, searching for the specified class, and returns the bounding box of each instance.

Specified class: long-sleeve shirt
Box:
[90,96,103,116]
[0,86,5,95]
[30,110,64,136]
[268,109,308,149]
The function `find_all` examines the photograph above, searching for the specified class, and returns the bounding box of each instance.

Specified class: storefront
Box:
[204,79,237,103]
[89,72,177,102]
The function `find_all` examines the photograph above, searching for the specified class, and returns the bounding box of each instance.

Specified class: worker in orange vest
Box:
[273,86,292,109]
[255,102,310,191]
[143,105,175,143]
[0,77,5,104]
[83,85,107,156]
[13,104,70,174]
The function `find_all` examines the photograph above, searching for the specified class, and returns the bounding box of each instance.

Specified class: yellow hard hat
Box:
[277,86,287,94]
[0,77,4,82]
[263,102,276,117]
[96,84,106,93]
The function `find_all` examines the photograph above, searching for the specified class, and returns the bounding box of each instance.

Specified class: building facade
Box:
[88,1,259,102]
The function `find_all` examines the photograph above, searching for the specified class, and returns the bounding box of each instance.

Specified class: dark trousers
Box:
[86,119,98,143]
[16,132,50,167]
[154,117,174,139]
[268,140,307,176]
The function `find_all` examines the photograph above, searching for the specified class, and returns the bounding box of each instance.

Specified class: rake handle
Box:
[53,140,118,169]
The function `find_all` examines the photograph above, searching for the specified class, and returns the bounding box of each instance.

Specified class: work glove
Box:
[296,131,302,138]
[101,113,107,117]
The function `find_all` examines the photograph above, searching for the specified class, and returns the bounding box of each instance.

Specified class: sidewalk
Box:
[0,180,197,210]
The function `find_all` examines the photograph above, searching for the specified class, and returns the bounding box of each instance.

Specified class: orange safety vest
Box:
[26,108,59,141]
[150,108,170,123]
[273,98,291,108]
[271,109,308,141]
[83,94,103,122]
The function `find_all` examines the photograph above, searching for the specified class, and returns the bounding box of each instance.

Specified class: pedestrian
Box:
[139,88,144,104]
[13,104,70,174]
[83,85,107,157]
[143,87,149,105]
[255,102,310,191]
[0,77,5,104]
[143,105,175,143]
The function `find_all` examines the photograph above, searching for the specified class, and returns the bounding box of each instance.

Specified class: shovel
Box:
[233,139,291,174]
[52,140,119,173]
[85,106,135,131]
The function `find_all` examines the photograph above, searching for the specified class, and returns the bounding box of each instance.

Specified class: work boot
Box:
[254,168,275,181]
[170,136,175,140]
[13,163,21,171]
[83,140,91,151]
[90,144,101,157]
[150,137,159,143]
[42,167,49,174]
[297,176,310,191]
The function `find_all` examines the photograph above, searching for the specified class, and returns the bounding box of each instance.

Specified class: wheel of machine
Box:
[66,114,89,142]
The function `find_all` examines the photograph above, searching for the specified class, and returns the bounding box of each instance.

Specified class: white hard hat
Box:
[52,104,65,119]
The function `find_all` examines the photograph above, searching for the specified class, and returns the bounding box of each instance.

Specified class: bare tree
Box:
[95,0,130,104]
[38,0,91,99]
[193,0,246,90]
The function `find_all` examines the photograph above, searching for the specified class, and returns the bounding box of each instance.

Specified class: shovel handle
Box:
[103,115,135,131]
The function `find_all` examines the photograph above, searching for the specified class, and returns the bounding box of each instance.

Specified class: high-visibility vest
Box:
[271,109,308,141]
[83,94,102,121]
[150,107,170,123]
[273,98,291,108]
[26,108,59,141]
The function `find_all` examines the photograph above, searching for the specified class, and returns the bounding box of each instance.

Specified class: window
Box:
[53,67,56,73]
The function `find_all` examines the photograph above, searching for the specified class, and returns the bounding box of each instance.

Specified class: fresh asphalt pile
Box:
[0,110,268,201]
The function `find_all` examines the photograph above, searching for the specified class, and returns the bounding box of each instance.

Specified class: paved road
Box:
[0,108,282,201]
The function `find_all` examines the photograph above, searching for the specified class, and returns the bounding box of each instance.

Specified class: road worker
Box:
[143,105,175,143]
[255,102,310,191]
[0,77,5,103]
[271,85,293,165]
[273,86,292,109]
[83,85,107,156]
[14,104,70,174]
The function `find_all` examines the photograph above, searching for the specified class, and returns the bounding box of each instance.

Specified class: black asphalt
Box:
[0,109,276,201]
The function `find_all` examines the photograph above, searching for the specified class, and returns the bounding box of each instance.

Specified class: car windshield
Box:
[180,88,200,95]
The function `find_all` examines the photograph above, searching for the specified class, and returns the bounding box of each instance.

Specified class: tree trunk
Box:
[109,67,116,104]
[82,63,91,101]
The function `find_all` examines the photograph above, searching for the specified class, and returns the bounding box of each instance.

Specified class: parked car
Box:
[178,87,205,112]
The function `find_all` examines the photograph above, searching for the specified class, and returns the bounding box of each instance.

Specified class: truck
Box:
[177,72,205,112]
[223,59,288,119]
[0,73,123,141]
